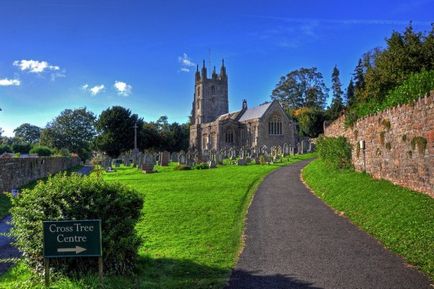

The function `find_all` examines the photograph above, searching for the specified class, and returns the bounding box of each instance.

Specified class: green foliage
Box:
[345,70,434,126]
[13,123,41,144]
[193,162,209,170]
[95,106,143,158]
[316,136,352,169]
[292,107,325,137]
[55,148,71,157]
[10,173,143,276]
[356,24,433,104]
[29,145,52,156]
[0,193,12,219]
[0,144,12,154]
[41,108,96,161]
[271,67,328,110]
[12,143,32,154]
[411,136,427,154]
[303,159,434,280]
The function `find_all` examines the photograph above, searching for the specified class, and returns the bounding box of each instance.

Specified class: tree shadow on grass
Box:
[128,256,323,289]
[225,269,324,289]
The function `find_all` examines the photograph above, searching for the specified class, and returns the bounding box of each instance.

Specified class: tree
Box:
[353,58,365,92]
[41,108,96,160]
[355,23,433,104]
[292,107,325,137]
[346,79,355,107]
[14,123,41,144]
[271,67,328,110]
[95,106,144,157]
[327,65,345,120]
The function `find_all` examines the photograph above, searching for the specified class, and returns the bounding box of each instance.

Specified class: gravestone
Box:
[141,152,155,173]
[159,151,170,166]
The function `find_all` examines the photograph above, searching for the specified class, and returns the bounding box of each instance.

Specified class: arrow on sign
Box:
[57,246,87,254]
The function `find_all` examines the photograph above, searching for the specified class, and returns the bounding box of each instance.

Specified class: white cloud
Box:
[114,81,132,96]
[90,84,105,95]
[13,59,60,73]
[0,78,21,86]
[178,53,195,72]
[82,83,104,95]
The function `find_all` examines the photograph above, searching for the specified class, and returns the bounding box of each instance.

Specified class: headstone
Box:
[159,151,170,166]
[141,152,155,173]
[208,160,216,168]
[178,152,187,165]
[283,143,289,156]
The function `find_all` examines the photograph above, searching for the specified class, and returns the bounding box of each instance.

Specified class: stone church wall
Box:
[324,91,434,197]
[0,156,81,193]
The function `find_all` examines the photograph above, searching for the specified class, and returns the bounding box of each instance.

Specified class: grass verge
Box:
[302,159,434,281]
[0,154,315,288]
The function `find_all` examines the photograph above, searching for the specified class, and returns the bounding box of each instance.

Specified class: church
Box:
[189,60,297,154]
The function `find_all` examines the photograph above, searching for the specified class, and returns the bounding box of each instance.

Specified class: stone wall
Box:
[324,91,434,197]
[0,157,81,193]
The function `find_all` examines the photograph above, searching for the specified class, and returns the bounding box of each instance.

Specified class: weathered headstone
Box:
[159,151,170,166]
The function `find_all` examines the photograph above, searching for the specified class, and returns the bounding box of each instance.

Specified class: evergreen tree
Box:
[346,79,355,107]
[327,65,345,120]
[353,59,365,91]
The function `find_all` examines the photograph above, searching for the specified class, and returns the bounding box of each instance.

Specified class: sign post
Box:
[43,219,102,287]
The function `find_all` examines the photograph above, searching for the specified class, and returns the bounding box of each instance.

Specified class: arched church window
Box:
[268,115,282,135]
[225,129,234,144]
[211,85,216,95]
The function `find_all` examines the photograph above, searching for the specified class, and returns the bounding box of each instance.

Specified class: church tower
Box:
[191,59,228,124]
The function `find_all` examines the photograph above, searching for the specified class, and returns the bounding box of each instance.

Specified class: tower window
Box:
[268,115,282,135]
[225,129,234,144]
[211,85,216,95]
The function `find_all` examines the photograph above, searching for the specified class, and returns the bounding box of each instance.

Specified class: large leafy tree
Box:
[327,65,345,120]
[271,67,328,110]
[41,108,96,160]
[14,123,41,144]
[95,106,144,157]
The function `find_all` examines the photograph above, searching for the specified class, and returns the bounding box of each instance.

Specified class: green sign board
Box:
[43,219,102,258]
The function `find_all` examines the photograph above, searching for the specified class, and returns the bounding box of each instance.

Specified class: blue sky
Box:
[0,0,433,137]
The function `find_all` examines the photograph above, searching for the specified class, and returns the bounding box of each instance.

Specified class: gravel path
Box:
[226,160,431,289]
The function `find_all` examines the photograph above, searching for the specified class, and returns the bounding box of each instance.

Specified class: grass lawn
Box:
[0,154,314,289]
[0,193,11,220]
[302,159,434,281]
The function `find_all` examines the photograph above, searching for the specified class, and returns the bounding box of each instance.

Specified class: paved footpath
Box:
[226,160,432,289]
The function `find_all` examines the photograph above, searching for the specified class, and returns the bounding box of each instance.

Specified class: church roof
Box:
[238,102,272,122]
[217,110,241,121]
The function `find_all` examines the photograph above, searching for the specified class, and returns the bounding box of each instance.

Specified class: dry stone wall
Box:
[324,91,434,197]
[0,157,81,193]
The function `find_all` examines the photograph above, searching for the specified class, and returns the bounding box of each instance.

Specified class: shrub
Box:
[316,136,352,170]
[174,164,191,170]
[12,143,32,154]
[193,162,209,170]
[29,145,53,156]
[0,144,12,154]
[10,173,143,276]
[54,148,71,157]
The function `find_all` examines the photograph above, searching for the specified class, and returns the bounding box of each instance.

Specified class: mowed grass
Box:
[302,159,434,281]
[0,154,314,289]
